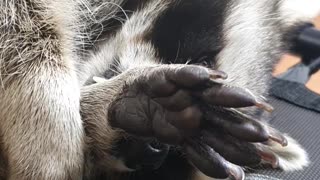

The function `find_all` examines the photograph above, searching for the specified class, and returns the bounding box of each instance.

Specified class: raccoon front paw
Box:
[108,64,288,180]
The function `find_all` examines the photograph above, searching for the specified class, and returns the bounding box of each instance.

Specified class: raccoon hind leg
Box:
[0,0,84,179]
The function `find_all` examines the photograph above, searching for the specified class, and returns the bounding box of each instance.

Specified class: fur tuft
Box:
[280,0,320,25]
[267,135,310,171]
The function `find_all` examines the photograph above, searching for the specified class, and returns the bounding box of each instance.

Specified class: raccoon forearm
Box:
[80,68,150,156]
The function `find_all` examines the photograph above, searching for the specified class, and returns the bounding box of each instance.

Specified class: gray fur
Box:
[0,0,85,179]
[0,0,319,179]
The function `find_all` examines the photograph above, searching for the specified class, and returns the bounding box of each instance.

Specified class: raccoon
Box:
[0,0,319,180]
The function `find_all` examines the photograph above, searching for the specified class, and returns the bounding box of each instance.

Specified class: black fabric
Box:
[246,58,320,179]
[246,97,320,180]
[246,173,282,180]
[271,78,320,113]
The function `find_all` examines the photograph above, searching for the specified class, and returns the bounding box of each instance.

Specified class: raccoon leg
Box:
[80,1,290,179]
[0,1,84,179]
[80,1,174,178]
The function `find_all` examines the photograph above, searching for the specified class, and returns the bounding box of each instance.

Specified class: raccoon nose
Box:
[125,141,170,170]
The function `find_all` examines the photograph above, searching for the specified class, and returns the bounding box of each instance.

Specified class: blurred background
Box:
[274,16,320,94]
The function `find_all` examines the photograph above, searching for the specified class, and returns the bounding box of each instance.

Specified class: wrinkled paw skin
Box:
[108,64,292,180]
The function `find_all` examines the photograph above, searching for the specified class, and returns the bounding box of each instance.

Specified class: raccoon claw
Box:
[204,108,269,142]
[201,130,281,169]
[208,69,228,80]
[185,141,245,180]
[202,130,261,166]
[256,146,279,168]
[227,163,245,180]
[204,108,288,147]
[255,100,274,112]
[196,82,273,111]
[146,65,215,96]
[151,64,273,111]
[165,65,212,88]
[266,127,288,147]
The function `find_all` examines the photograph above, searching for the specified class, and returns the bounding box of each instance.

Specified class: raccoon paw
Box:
[108,64,287,180]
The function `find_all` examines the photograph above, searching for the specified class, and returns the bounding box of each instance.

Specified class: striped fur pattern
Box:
[0,0,319,179]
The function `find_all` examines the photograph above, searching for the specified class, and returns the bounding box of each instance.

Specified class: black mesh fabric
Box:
[271,78,320,113]
[246,97,320,180]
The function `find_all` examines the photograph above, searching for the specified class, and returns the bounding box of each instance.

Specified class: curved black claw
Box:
[185,140,245,180]
[204,108,270,142]
[201,130,281,168]
[266,127,288,147]
[195,81,274,111]
[256,145,280,169]
[201,130,261,166]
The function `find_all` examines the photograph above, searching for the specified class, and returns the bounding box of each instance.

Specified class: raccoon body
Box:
[82,1,318,179]
[0,0,319,180]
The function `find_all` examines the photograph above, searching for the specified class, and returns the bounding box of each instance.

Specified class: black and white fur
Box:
[0,0,319,179]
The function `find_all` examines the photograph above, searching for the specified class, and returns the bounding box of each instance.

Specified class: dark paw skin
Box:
[108,64,287,180]
[111,137,170,171]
